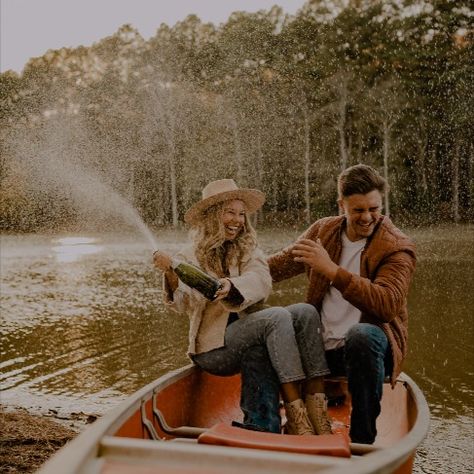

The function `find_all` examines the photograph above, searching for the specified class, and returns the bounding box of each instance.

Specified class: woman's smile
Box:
[225,224,241,238]
[222,200,246,240]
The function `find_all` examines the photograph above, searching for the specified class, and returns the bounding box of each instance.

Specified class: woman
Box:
[153,179,332,435]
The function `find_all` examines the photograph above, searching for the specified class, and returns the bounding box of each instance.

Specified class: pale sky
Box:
[0,0,307,73]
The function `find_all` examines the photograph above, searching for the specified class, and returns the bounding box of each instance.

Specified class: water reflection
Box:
[0,227,473,472]
[51,237,103,263]
[0,231,190,412]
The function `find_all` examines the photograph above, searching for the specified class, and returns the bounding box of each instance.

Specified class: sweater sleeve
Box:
[268,222,320,282]
[332,250,416,323]
[220,247,272,313]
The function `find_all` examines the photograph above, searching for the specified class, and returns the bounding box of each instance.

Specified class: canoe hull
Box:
[39,365,429,474]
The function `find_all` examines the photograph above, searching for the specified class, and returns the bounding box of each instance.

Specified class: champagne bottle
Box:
[170,258,222,301]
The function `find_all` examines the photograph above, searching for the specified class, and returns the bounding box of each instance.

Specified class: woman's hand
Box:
[153,250,179,292]
[214,278,232,300]
[153,250,173,272]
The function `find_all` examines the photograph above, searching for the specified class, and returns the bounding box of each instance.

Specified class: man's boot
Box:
[305,393,333,435]
[284,399,314,435]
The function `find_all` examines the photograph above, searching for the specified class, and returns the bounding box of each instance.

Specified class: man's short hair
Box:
[337,164,388,198]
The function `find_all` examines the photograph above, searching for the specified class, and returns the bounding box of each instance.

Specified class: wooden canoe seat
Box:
[198,423,351,458]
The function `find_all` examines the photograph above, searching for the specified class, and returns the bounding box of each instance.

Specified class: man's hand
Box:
[292,238,339,281]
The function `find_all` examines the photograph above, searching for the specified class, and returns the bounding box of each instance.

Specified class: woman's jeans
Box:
[192,303,329,433]
[237,321,392,443]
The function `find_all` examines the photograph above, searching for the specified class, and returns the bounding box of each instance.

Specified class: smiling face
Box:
[339,190,383,241]
[221,199,246,240]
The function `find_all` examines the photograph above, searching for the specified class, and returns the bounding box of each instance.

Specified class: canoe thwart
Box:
[198,422,351,458]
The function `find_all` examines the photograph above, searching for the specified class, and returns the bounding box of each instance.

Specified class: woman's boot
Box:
[284,399,314,435]
[305,393,333,435]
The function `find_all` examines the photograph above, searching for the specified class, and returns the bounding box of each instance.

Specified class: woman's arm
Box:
[220,248,272,312]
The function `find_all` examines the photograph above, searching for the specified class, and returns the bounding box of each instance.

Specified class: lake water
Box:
[1,226,473,472]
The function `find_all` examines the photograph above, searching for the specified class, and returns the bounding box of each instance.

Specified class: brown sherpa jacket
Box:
[268,215,416,383]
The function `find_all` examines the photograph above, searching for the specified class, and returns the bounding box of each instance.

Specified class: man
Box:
[244,164,416,443]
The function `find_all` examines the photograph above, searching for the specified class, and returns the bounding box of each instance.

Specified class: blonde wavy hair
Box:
[190,200,258,277]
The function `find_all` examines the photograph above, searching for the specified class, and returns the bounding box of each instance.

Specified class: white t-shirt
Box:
[321,232,367,350]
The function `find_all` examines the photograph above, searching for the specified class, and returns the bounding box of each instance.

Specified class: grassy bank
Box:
[0,408,77,473]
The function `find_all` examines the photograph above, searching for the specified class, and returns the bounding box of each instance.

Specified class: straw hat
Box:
[184,179,265,224]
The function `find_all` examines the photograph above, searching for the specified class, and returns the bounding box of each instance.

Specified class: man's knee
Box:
[346,323,371,344]
[345,323,387,357]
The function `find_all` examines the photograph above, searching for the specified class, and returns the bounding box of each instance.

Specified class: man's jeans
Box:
[327,323,392,444]
[239,322,392,442]
[240,345,281,432]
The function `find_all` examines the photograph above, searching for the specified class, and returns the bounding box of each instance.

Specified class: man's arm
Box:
[292,238,338,282]
[293,238,416,322]
[332,251,416,322]
[268,221,322,282]
[268,245,306,282]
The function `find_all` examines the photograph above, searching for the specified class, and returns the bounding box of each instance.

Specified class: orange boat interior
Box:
[38,365,425,474]
[114,368,416,450]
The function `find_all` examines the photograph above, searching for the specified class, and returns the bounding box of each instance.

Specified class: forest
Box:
[0,0,472,232]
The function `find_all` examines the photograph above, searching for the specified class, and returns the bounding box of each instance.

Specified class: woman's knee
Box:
[267,306,290,317]
[259,306,293,326]
[287,303,321,327]
[287,302,318,317]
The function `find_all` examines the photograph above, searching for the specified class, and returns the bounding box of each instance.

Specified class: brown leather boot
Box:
[305,393,333,435]
[284,399,315,435]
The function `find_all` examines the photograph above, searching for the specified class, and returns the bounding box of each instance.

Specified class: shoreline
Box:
[0,406,96,473]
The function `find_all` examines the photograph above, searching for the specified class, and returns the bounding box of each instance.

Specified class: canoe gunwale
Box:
[38,365,195,473]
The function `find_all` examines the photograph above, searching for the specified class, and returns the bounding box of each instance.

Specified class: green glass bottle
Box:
[171,258,222,301]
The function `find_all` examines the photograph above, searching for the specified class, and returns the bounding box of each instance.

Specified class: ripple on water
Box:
[413,415,474,473]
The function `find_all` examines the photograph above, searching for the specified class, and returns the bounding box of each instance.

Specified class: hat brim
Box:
[184,189,265,224]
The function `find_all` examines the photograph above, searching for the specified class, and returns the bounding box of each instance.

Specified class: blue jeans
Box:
[240,345,281,433]
[240,322,392,443]
[192,303,328,433]
[342,323,392,444]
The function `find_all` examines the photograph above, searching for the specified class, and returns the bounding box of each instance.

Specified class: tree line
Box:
[0,0,472,232]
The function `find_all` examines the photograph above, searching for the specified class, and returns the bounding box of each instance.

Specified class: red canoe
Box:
[39,364,429,474]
